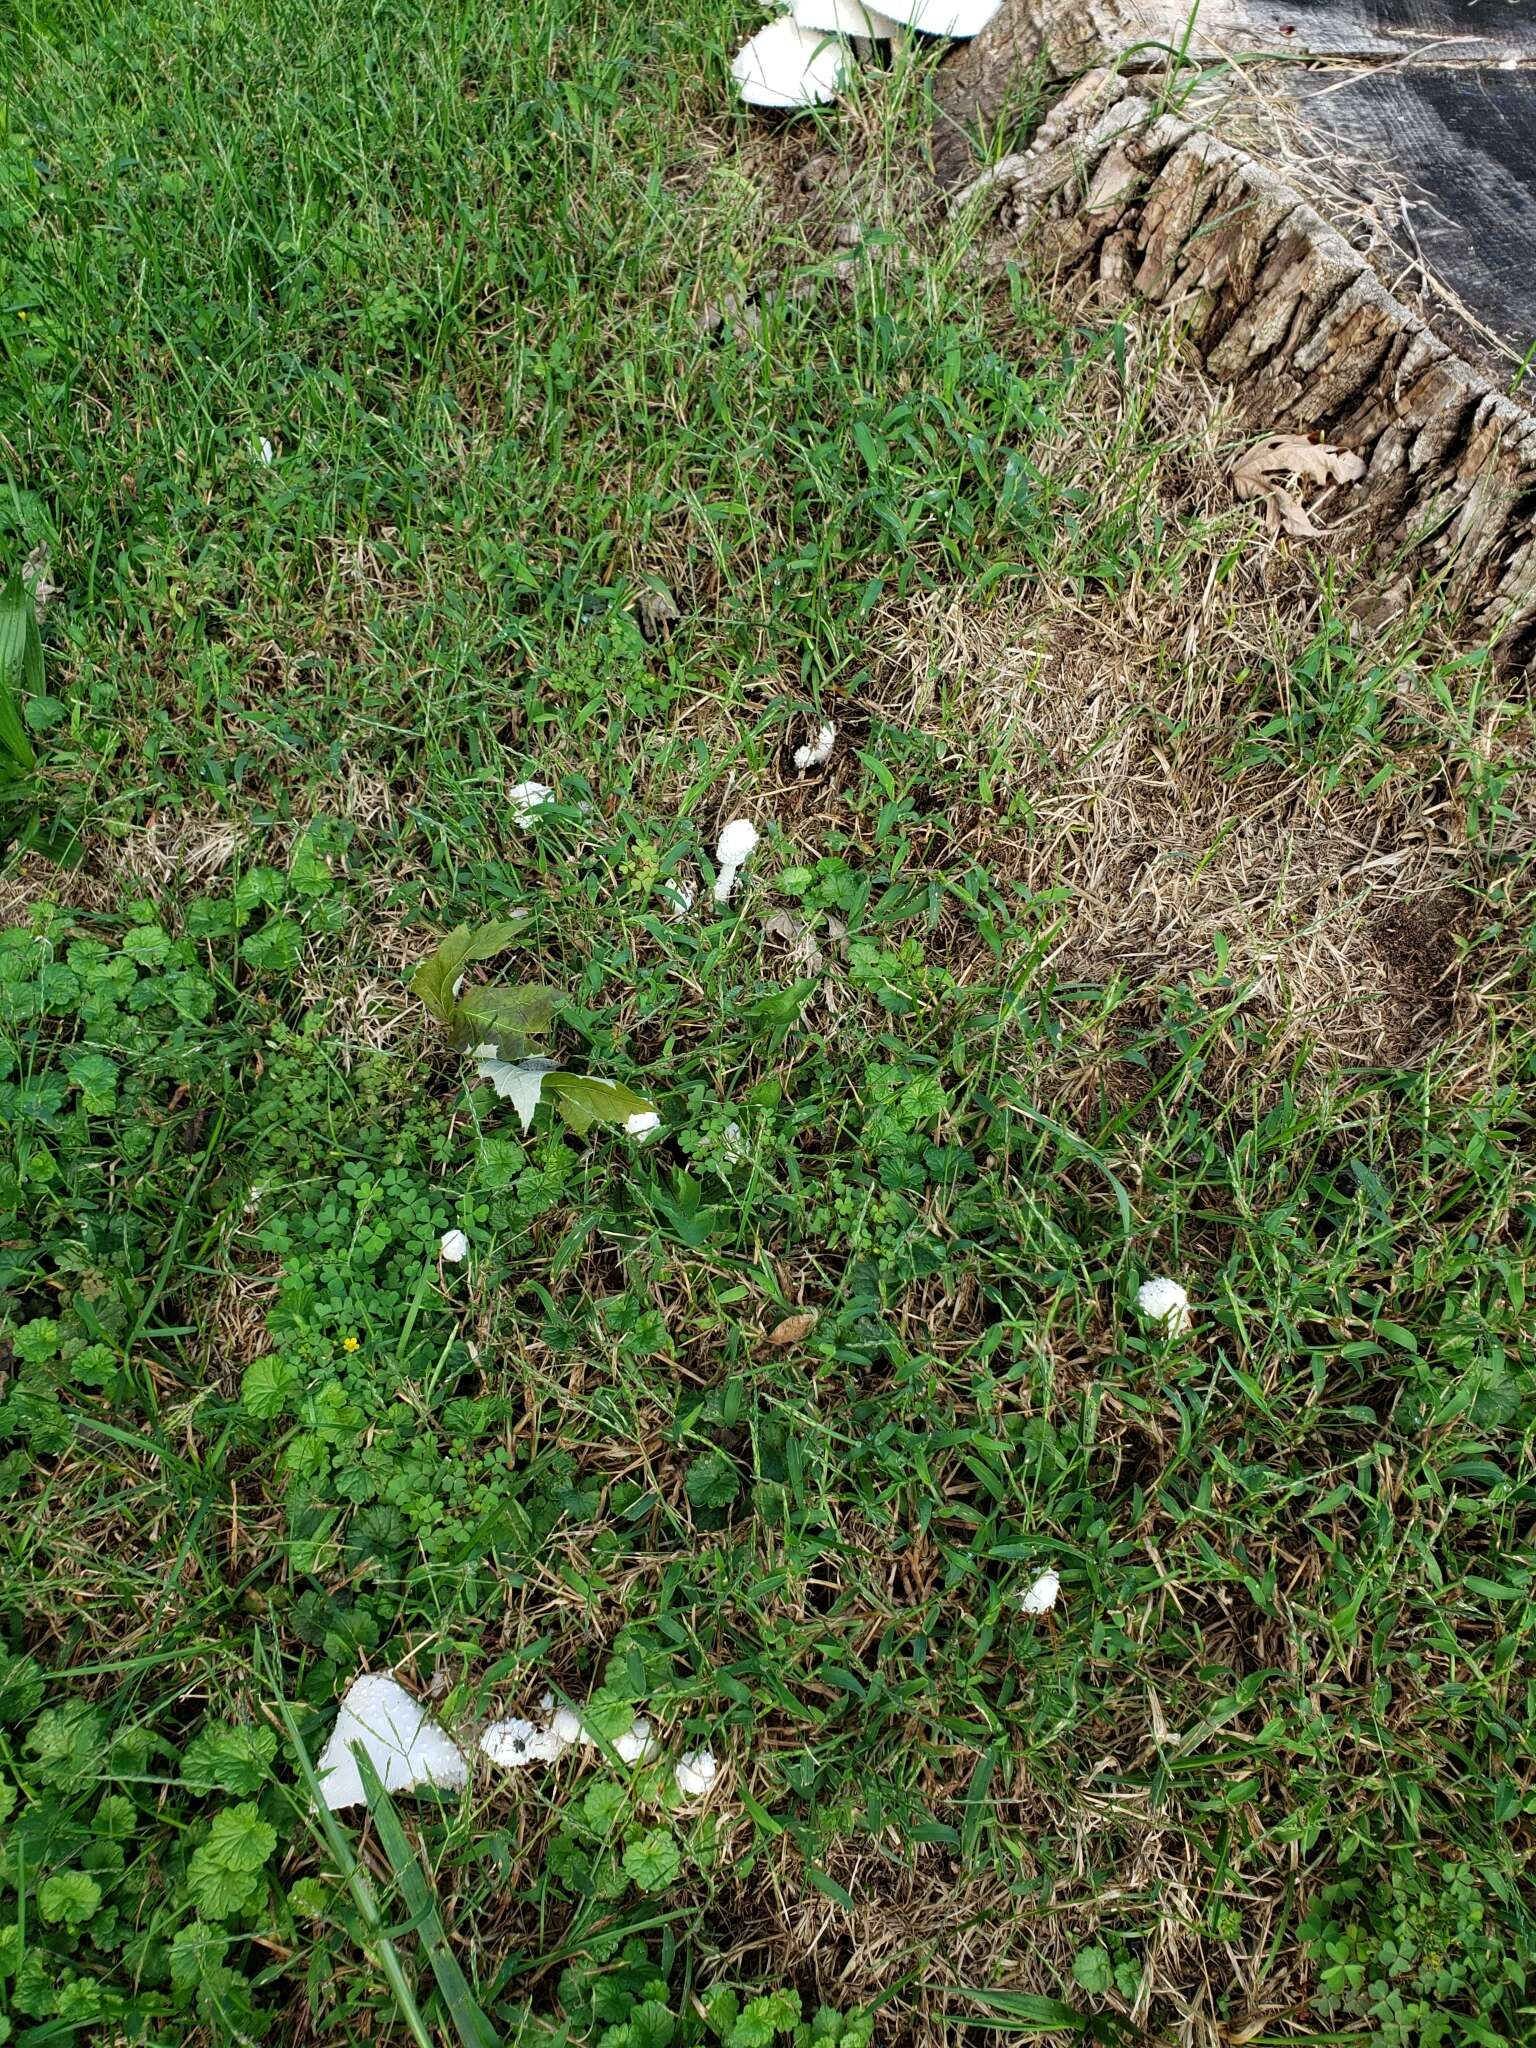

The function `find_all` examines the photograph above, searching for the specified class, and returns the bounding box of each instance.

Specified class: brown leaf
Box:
[767,1310,818,1345]
[1271,488,1323,539]
[1229,433,1366,536]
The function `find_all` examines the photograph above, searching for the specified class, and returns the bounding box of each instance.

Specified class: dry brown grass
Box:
[877,578,1524,1068]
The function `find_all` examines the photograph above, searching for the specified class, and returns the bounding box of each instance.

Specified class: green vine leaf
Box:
[542,1072,659,1137]
[410,919,529,1024]
[452,981,562,1056]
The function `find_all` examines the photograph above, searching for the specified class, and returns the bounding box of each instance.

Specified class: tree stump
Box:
[933,3,1536,649]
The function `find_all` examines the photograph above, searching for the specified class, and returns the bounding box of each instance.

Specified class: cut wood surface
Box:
[933,2,1536,647]
[1297,67,1536,358]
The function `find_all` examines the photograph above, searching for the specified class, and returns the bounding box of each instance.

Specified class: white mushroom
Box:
[625,1109,662,1139]
[793,0,899,34]
[1136,1277,1192,1336]
[793,721,837,770]
[712,819,760,903]
[661,873,696,918]
[1019,1569,1061,1617]
[508,781,556,828]
[439,1228,469,1264]
[480,1717,567,1769]
[730,15,848,106]
[315,1676,467,1811]
[673,1747,719,1798]
[613,1716,660,1765]
[548,1706,585,1749]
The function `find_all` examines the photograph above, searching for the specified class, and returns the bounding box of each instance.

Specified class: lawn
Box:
[1,1,1533,2043]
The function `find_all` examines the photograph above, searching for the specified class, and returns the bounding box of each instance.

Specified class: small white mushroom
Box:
[547,1706,585,1749]
[1136,1277,1192,1336]
[625,1109,662,1139]
[674,1747,719,1798]
[712,819,759,903]
[613,1717,660,1765]
[1019,1569,1061,1617]
[439,1228,469,1264]
[480,1717,566,1769]
[661,873,696,918]
[793,721,837,771]
[508,781,556,828]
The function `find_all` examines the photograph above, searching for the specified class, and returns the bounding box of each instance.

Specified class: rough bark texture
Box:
[931,0,1125,186]
[941,62,1536,648]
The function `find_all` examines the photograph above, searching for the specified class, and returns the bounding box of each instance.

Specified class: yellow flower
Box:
[341,1335,360,1353]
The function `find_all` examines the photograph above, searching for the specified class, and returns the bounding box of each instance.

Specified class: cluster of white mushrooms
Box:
[314,1674,718,1812]
[731,0,1002,111]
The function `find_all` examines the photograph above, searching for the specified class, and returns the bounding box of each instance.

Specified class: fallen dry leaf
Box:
[633,581,679,641]
[22,541,58,618]
[1229,433,1366,537]
[767,1310,818,1345]
[763,907,826,973]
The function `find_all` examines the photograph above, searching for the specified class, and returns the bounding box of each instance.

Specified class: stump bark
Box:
[934,8,1536,650]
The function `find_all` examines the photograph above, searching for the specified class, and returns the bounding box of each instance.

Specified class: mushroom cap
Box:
[1136,1277,1190,1320]
[793,0,900,33]
[716,818,760,866]
[1019,1569,1061,1615]
[674,1746,720,1797]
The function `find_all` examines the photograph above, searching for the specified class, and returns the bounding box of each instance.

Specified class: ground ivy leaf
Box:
[181,1723,278,1796]
[622,1827,681,1893]
[685,1451,740,1509]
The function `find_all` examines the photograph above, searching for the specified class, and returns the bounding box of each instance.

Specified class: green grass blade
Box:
[0,566,39,770]
[353,1746,501,2048]
[270,1684,436,2048]
[945,1989,1147,2042]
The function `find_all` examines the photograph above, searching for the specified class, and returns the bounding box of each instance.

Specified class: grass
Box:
[1,0,1534,2043]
